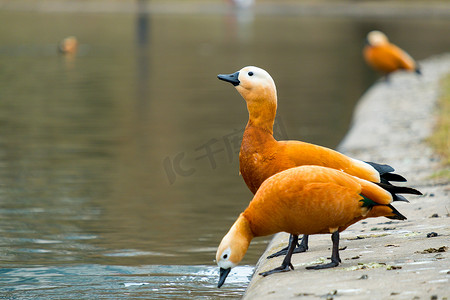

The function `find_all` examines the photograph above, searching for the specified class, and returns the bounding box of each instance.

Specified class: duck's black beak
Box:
[217,267,231,288]
[217,71,240,86]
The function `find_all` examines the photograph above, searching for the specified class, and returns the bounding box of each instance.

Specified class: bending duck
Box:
[216,165,419,288]
[217,65,418,257]
[363,30,421,77]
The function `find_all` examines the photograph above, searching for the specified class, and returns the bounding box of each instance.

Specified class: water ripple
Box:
[0,264,252,299]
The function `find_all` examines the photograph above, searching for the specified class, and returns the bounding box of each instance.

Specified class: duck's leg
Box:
[259,235,298,277]
[306,231,341,270]
[267,234,309,259]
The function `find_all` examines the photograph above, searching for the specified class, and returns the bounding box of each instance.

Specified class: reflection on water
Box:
[0,6,449,299]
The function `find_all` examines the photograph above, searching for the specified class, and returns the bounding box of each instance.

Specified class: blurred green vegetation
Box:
[429,73,450,173]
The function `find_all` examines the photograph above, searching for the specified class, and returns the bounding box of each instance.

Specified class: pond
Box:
[0,3,449,299]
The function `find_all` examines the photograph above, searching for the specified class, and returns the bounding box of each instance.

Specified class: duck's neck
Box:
[246,98,277,135]
[223,214,254,263]
[231,214,254,246]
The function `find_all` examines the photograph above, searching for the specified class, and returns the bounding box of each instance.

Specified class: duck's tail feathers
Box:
[365,161,394,174]
[393,194,409,203]
[380,172,407,183]
[385,204,407,220]
[364,161,407,183]
[361,196,407,220]
[375,182,422,196]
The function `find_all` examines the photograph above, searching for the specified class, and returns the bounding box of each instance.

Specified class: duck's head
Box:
[217,66,277,106]
[366,30,388,46]
[216,214,253,288]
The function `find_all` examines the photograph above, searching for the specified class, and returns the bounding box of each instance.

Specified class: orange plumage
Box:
[217,66,420,259]
[240,127,382,194]
[363,30,420,76]
[244,166,393,237]
[59,36,78,55]
[216,166,413,287]
[215,67,422,287]
[218,66,405,195]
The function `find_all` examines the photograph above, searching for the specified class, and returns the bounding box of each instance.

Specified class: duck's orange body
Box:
[243,166,393,237]
[240,126,380,195]
[363,31,420,75]
[216,165,415,287]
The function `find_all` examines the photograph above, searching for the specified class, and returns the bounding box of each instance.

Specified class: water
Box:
[0,265,252,299]
[0,4,449,299]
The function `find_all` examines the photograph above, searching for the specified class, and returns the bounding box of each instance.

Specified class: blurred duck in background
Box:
[363,30,421,78]
[59,36,78,55]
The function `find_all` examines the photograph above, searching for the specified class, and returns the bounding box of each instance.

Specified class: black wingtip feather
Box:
[365,161,408,183]
[365,161,395,174]
[386,204,407,220]
[393,194,410,203]
[376,182,422,196]
[381,172,407,182]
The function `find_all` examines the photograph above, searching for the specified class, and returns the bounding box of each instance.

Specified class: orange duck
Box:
[58,36,78,55]
[217,66,420,257]
[363,30,421,77]
[216,165,420,287]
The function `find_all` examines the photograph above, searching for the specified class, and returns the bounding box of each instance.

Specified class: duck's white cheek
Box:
[218,260,237,270]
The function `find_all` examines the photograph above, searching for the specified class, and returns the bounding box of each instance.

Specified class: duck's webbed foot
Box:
[259,262,294,277]
[306,258,340,270]
[306,231,341,270]
[260,235,298,277]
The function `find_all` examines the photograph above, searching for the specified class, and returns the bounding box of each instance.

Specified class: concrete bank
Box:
[243,54,450,300]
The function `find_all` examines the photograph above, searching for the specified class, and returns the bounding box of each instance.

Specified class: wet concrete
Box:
[243,54,450,299]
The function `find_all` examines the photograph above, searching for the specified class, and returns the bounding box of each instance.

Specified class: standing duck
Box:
[217,66,419,257]
[216,165,420,288]
[363,30,421,77]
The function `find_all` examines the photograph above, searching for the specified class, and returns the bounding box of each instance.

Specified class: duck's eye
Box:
[223,254,228,259]
[248,72,254,76]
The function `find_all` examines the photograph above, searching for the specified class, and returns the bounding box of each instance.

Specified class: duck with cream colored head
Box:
[216,165,421,288]
[217,66,421,258]
[363,30,421,78]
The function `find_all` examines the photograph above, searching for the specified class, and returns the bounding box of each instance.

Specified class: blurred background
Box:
[0,0,449,298]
